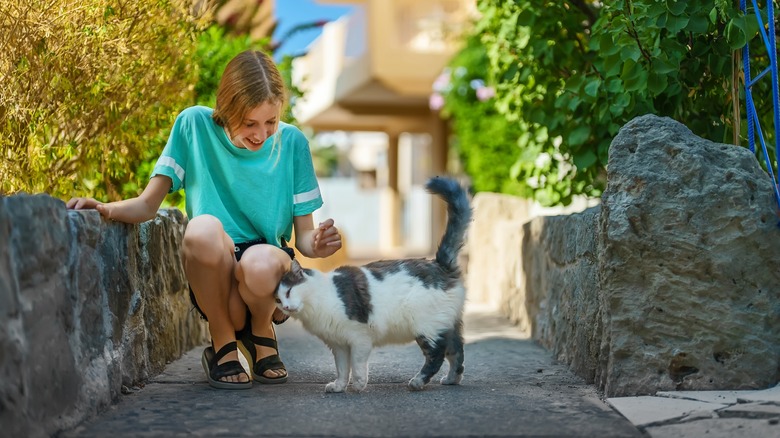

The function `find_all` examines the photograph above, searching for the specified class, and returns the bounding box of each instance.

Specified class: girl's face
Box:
[227,101,281,152]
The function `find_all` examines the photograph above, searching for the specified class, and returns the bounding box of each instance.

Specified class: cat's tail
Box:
[425,176,472,272]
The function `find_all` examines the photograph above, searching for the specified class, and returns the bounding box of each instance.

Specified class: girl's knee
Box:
[184,215,223,240]
[235,246,288,295]
[182,215,230,263]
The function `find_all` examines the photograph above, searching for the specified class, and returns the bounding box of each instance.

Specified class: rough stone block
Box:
[598,114,780,396]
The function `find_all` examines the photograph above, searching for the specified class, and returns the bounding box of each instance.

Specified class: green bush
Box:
[435,35,529,198]
[0,0,210,201]
[440,0,774,206]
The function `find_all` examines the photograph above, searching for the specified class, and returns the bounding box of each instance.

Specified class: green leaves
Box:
[438,0,768,207]
[0,0,210,199]
[725,15,749,49]
[574,149,598,170]
[647,72,669,96]
[621,60,649,92]
[569,125,591,147]
[584,78,601,97]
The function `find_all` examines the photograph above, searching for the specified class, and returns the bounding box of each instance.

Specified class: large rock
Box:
[0,195,207,437]
[465,114,780,397]
[597,114,780,396]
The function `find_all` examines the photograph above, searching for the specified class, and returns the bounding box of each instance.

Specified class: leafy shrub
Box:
[0,0,210,201]
[434,34,530,198]
[440,0,774,206]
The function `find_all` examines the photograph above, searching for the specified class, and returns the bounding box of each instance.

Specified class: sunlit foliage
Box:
[0,0,210,200]
[439,0,773,206]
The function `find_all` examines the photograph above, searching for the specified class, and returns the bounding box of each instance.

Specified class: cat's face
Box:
[274,259,308,315]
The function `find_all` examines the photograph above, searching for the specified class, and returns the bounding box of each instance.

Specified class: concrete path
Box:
[59,304,641,437]
[57,302,780,437]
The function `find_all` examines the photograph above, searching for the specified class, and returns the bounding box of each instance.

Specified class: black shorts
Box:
[188,237,295,321]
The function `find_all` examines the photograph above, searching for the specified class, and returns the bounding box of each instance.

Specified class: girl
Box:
[68,50,342,389]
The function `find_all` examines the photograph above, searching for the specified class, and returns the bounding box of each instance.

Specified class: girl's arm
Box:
[66,175,173,224]
[293,214,342,258]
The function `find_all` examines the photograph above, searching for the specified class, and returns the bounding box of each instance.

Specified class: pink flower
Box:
[433,72,450,93]
[476,86,495,101]
[429,93,445,110]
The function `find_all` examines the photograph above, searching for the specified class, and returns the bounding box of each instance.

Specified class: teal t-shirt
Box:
[151,106,323,246]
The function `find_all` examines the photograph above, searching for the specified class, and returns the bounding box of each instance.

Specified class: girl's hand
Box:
[312,218,342,258]
[66,197,116,220]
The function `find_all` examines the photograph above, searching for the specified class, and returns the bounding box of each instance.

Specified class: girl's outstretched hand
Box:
[66,197,112,219]
[312,218,342,258]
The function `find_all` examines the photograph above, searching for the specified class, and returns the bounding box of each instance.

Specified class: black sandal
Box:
[201,341,252,390]
[238,328,288,384]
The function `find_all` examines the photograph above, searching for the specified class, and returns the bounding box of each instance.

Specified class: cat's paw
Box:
[325,381,347,393]
[407,376,426,391]
[440,374,462,385]
[351,379,367,392]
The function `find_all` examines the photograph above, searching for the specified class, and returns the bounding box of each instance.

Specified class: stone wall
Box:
[468,114,780,397]
[522,208,603,383]
[0,196,208,437]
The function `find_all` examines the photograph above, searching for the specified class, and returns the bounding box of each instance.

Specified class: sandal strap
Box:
[245,334,278,350]
[204,343,249,383]
[212,341,239,363]
[212,359,248,381]
[255,354,285,373]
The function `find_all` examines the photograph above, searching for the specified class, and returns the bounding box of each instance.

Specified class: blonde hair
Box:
[212,50,286,153]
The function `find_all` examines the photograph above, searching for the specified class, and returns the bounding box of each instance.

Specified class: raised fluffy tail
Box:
[425,176,472,272]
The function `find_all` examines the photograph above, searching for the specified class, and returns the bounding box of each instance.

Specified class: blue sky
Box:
[273,1,354,59]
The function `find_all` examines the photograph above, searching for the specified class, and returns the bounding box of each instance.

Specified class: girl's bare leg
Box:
[182,214,248,384]
[235,245,292,379]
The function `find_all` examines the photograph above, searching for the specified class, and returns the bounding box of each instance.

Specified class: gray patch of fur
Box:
[364,259,459,290]
[399,259,460,290]
[332,266,372,323]
[364,259,403,281]
[284,260,313,285]
[276,260,311,300]
[425,176,472,271]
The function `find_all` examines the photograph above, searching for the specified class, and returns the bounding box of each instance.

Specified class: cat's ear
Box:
[290,259,302,274]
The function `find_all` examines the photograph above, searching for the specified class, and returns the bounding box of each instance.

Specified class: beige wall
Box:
[292,0,475,257]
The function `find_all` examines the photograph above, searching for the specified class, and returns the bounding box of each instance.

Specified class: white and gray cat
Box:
[275,176,472,393]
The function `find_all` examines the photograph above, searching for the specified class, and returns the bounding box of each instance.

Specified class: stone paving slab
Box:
[738,384,780,403]
[644,417,780,438]
[656,390,754,405]
[719,402,780,418]
[609,384,780,437]
[606,396,728,427]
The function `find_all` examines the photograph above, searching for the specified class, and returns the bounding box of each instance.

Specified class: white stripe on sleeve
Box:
[293,187,321,204]
[156,156,185,182]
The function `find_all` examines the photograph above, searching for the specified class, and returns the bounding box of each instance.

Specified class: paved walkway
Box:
[59,304,641,437]
[59,302,780,437]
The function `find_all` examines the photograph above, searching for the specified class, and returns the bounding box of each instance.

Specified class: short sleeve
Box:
[290,128,323,216]
[151,109,191,193]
